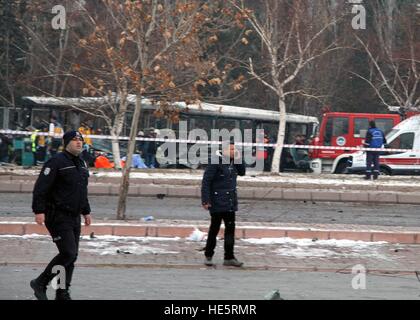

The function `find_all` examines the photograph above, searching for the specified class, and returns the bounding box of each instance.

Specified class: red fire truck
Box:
[309,112,403,173]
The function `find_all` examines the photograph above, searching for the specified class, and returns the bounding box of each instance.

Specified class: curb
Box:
[1,220,420,244]
[1,180,420,204]
[2,173,420,192]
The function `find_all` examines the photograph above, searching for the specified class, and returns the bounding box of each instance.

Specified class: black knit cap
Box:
[63,130,84,148]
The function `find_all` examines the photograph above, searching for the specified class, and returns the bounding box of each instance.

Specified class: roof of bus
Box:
[22,95,319,124]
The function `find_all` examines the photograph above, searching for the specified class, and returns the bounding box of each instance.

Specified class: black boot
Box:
[55,288,72,300]
[30,276,48,300]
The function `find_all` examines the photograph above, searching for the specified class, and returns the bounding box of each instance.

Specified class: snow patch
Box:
[0,234,49,239]
[242,238,387,246]
[81,245,179,256]
[186,228,207,241]
[80,235,181,242]
[242,237,389,259]
[79,235,181,256]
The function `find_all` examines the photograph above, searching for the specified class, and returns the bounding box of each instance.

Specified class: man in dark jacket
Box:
[364,121,387,180]
[201,140,246,267]
[30,130,92,300]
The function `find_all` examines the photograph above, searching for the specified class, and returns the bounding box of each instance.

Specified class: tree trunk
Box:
[111,100,127,169]
[111,133,122,170]
[116,95,142,220]
[271,94,287,173]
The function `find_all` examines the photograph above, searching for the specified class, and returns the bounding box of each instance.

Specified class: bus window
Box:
[123,112,133,136]
[8,109,20,130]
[241,119,253,131]
[215,118,239,131]
[375,118,394,134]
[260,122,279,142]
[145,112,169,131]
[154,117,169,130]
[241,119,254,141]
[140,110,153,130]
[309,122,318,138]
[288,123,308,143]
[354,118,369,137]
[192,116,213,137]
[92,117,107,134]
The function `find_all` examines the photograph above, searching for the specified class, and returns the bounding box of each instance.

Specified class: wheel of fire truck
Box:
[334,160,349,174]
[380,166,392,176]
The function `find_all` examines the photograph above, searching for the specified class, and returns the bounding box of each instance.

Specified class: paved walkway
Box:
[2,265,420,300]
[1,232,420,273]
[2,224,420,300]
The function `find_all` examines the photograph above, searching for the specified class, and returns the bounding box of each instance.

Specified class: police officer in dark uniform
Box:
[364,121,387,180]
[201,139,246,267]
[30,130,92,300]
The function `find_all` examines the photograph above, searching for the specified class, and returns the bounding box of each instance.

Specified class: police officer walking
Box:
[201,140,246,267]
[30,130,92,300]
[364,121,387,180]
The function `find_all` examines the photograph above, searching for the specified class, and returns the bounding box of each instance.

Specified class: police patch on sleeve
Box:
[44,167,51,176]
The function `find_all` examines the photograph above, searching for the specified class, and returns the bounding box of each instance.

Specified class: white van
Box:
[332,115,420,175]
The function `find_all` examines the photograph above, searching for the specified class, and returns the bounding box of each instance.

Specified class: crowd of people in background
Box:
[0,120,162,171]
[1,123,313,172]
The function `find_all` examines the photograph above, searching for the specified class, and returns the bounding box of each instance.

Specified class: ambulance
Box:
[332,115,420,175]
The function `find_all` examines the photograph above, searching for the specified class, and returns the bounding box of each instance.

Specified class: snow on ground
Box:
[242,238,387,246]
[0,234,49,239]
[0,234,392,259]
[0,234,181,256]
[3,167,420,188]
[242,237,389,259]
[81,243,179,256]
[92,171,420,188]
[80,235,181,242]
[94,171,203,180]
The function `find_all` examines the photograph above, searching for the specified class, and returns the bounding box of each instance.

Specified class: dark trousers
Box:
[366,151,380,178]
[144,153,156,167]
[205,211,236,260]
[35,146,47,165]
[50,149,58,157]
[0,154,8,163]
[39,213,81,289]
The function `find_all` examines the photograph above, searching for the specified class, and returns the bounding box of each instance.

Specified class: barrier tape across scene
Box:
[0,129,416,154]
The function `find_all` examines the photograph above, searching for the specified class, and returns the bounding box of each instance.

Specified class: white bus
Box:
[15,96,319,169]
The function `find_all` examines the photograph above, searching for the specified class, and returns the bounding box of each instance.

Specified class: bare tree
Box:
[230,0,343,172]
[0,0,34,107]
[74,0,232,219]
[351,4,419,111]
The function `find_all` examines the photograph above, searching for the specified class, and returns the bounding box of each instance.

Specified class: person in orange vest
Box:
[94,153,114,169]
